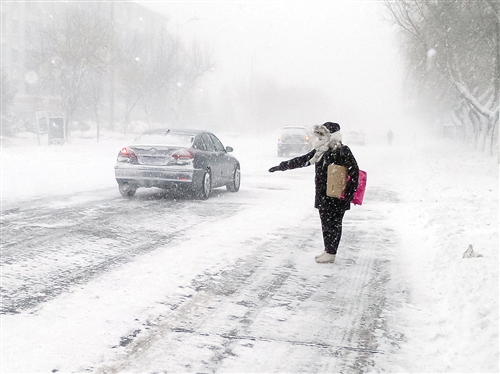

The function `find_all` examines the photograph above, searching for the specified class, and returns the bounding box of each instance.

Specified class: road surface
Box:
[1,164,405,373]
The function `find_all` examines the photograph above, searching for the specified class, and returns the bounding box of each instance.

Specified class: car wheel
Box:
[196,170,212,200]
[119,182,136,198]
[226,165,241,192]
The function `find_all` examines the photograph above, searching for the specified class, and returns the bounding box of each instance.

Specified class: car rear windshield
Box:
[133,132,194,147]
[282,128,307,136]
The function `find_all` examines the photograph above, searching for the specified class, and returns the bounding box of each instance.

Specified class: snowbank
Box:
[357,136,499,372]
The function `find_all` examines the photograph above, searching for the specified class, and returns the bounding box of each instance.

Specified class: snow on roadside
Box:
[1,131,132,207]
[356,136,499,373]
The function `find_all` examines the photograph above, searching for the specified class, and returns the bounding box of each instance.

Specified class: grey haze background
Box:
[141,1,406,137]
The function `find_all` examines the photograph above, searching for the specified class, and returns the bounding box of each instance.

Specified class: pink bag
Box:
[342,170,367,205]
[352,170,367,205]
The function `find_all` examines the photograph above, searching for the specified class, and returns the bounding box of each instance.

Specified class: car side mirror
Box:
[226,146,233,153]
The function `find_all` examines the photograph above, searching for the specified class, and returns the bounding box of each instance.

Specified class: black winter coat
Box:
[278,145,359,211]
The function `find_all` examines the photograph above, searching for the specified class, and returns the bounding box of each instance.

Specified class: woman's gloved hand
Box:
[268,165,283,172]
[343,193,354,202]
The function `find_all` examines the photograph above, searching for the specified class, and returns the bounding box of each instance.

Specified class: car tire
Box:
[226,165,241,192]
[119,182,137,198]
[196,170,212,200]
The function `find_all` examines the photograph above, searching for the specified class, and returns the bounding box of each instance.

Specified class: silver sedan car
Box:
[115,128,241,199]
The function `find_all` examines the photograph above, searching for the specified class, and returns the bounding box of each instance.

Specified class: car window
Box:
[208,134,226,152]
[201,133,215,151]
[192,135,207,151]
[134,132,194,147]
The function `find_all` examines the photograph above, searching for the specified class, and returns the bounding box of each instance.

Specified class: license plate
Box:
[138,156,167,165]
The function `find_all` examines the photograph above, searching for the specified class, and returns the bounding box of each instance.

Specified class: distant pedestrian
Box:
[387,130,394,146]
[268,122,359,263]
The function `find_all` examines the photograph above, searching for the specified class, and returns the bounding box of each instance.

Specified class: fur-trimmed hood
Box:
[309,125,343,164]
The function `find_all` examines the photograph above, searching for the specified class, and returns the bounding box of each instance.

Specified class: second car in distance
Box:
[277,126,312,157]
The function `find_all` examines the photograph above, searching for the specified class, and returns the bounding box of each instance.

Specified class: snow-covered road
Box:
[1,162,402,372]
[1,128,498,373]
[1,190,241,314]
[96,186,398,373]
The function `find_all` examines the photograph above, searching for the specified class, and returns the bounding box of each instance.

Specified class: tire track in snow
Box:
[0,191,240,314]
[95,186,404,373]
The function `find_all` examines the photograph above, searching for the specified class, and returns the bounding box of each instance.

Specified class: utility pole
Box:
[109,1,115,131]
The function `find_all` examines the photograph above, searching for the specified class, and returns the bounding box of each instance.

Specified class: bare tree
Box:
[1,69,16,115]
[117,29,182,131]
[385,0,499,155]
[171,40,215,125]
[115,33,147,134]
[29,3,113,141]
[117,30,214,130]
[84,68,107,142]
[1,69,19,136]
[140,31,182,129]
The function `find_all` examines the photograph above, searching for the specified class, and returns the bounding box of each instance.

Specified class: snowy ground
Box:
[1,123,498,373]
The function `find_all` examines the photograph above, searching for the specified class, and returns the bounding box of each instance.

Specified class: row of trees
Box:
[384,0,499,156]
[24,3,213,141]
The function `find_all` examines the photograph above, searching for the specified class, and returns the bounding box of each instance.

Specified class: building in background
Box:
[1,0,170,131]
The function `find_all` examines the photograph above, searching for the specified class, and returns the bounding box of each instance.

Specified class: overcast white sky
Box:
[140,1,406,133]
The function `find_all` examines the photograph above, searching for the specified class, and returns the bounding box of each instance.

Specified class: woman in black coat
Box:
[269,122,359,263]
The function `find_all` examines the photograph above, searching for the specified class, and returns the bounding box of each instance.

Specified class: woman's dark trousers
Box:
[319,208,345,255]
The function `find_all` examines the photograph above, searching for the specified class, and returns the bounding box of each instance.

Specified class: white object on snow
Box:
[462,244,483,258]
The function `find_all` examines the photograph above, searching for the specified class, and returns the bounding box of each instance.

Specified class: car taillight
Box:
[117,147,138,163]
[171,149,194,164]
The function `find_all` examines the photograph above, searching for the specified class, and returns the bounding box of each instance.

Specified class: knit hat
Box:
[323,122,340,133]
